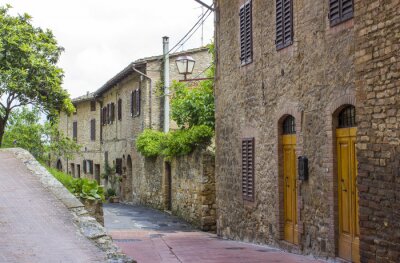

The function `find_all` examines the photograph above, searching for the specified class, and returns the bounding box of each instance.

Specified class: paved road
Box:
[0,151,106,263]
[104,203,324,263]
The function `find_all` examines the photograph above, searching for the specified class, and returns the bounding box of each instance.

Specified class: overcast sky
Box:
[2,0,214,98]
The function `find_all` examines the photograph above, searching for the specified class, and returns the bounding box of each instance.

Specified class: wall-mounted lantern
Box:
[175,55,196,80]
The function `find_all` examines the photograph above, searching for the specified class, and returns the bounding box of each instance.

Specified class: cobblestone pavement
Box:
[0,151,106,263]
[104,203,325,263]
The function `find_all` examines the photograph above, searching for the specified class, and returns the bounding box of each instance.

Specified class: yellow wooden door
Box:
[337,127,359,262]
[283,134,298,244]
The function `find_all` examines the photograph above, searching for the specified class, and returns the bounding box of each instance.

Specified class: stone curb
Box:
[2,148,135,263]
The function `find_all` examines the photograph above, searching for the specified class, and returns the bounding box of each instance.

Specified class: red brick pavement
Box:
[109,229,325,263]
[0,151,105,263]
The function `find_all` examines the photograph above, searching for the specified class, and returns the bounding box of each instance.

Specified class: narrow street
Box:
[104,203,324,263]
[0,150,106,263]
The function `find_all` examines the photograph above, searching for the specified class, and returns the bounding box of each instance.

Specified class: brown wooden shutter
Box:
[83,160,87,173]
[329,0,353,26]
[90,119,96,141]
[131,91,134,117]
[242,137,255,201]
[111,103,115,122]
[89,160,94,174]
[239,0,252,64]
[72,121,77,141]
[116,158,122,174]
[90,101,96,111]
[107,104,111,124]
[276,0,293,50]
[118,99,122,120]
[136,89,141,116]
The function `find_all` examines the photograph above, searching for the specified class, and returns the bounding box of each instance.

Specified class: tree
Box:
[2,107,80,163]
[0,5,74,146]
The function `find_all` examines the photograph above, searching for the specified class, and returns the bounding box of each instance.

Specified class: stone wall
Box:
[215,0,355,259]
[354,0,400,262]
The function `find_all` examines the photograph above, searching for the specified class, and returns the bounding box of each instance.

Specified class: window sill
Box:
[276,41,293,51]
[330,16,353,28]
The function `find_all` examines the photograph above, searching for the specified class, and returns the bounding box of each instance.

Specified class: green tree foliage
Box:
[136,43,215,158]
[0,5,74,146]
[2,107,80,163]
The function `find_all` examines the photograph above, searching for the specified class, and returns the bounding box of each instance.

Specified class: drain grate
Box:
[114,239,142,243]
[149,234,165,238]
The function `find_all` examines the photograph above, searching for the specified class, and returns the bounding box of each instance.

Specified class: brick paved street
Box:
[104,203,325,263]
[0,151,106,263]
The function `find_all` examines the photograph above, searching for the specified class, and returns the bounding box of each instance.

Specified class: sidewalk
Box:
[104,203,325,263]
[0,150,106,263]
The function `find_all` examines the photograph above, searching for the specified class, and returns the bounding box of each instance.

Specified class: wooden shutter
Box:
[242,138,255,201]
[90,101,96,111]
[89,160,94,174]
[131,91,134,116]
[136,89,141,116]
[90,119,96,141]
[276,0,293,50]
[118,99,122,120]
[83,160,87,173]
[73,121,77,141]
[329,0,353,26]
[239,0,252,64]
[111,103,115,122]
[107,104,111,124]
[116,158,122,174]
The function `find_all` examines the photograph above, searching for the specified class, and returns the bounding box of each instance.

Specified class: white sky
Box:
[2,0,214,98]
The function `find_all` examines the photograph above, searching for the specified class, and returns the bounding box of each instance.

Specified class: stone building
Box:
[56,47,216,230]
[354,0,400,262]
[214,0,359,261]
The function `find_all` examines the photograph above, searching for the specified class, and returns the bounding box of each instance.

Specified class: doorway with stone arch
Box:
[335,105,359,263]
[121,155,133,202]
[56,159,63,171]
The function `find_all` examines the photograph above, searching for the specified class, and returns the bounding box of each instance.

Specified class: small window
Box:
[72,121,78,141]
[116,158,123,174]
[90,119,96,141]
[73,104,77,115]
[276,0,293,50]
[239,0,252,65]
[338,105,356,128]
[110,102,115,122]
[282,116,296,135]
[329,0,354,27]
[118,99,122,120]
[242,137,255,201]
[131,89,141,117]
[90,101,96,111]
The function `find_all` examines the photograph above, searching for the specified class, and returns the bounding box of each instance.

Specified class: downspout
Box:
[131,66,153,129]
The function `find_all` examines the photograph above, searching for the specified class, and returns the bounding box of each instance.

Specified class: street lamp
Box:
[175,55,195,80]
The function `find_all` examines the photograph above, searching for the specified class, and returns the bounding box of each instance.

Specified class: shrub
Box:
[47,167,104,201]
[136,129,167,158]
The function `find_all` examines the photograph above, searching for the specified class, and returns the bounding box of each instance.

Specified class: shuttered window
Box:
[89,160,94,174]
[131,89,141,117]
[83,160,87,173]
[116,158,123,174]
[110,102,115,122]
[102,107,107,125]
[72,121,77,141]
[329,0,353,26]
[90,119,96,141]
[90,101,96,111]
[242,137,255,201]
[239,0,252,65]
[118,99,122,120]
[107,104,111,124]
[276,0,293,50]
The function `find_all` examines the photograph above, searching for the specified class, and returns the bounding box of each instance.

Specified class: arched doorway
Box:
[56,159,63,171]
[281,115,298,245]
[336,105,359,262]
[122,155,133,202]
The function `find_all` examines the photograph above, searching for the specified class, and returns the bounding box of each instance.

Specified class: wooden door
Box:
[283,134,298,244]
[337,127,359,262]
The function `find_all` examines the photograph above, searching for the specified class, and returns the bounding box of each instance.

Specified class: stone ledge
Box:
[2,148,135,263]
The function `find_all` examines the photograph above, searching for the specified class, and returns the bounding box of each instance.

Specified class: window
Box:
[282,116,296,134]
[110,102,115,122]
[90,119,96,141]
[118,99,122,120]
[90,101,96,111]
[276,0,293,50]
[239,0,252,65]
[72,121,77,141]
[116,158,123,174]
[83,160,87,173]
[107,104,111,124]
[242,137,255,201]
[89,160,94,174]
[329,0,353,26]
[131,89,141,117]
[338,105,356,128]
[73,104,77,115]
[102,107,107,125]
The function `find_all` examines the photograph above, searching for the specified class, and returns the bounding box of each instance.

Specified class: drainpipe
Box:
[163,36,170,133]
[131,66,153,129]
